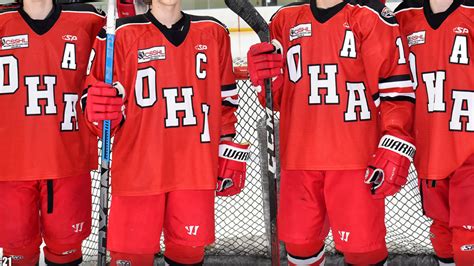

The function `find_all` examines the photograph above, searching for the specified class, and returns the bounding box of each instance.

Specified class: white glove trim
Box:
[378,135,416,161]
[219,143,250,162]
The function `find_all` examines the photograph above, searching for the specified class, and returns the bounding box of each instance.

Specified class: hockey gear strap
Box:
[216,141,250,197]
[365,134,415,199]
[247,40,284,88]
[85,81,125,129]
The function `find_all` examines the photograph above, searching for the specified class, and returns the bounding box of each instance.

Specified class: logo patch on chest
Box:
[138,46,166,63]
[1,34,29,50]
[407,31,426,47]
[289,23,312,41]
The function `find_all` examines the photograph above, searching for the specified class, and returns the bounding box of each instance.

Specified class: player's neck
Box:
[316,0,344,9]
[150,2,182,28]
[430,0,453,14]
[22,0,54,20]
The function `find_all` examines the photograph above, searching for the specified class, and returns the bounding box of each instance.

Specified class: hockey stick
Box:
[98,0,116,264]
[224,1,280,265]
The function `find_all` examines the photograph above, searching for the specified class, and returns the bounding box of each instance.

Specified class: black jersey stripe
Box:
[380,95,416,103]
[379,74,412,84]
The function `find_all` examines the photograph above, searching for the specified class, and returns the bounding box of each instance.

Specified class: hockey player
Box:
[0,0,104,265]
[83,0,247,265]
[395,0,474,265]
[248,0,415,265]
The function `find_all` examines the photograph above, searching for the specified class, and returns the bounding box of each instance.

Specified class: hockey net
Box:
[82,58,433,264]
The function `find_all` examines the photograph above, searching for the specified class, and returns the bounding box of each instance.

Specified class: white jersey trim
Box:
[221,88,238,98]
[379,80,413,90]
[62,10,106,18]
[191,20,228,32]
[379,92,416,99]
[287,247,324,265]
[116,22,152,32]
[0,10,17,16]
[393,6,423,15]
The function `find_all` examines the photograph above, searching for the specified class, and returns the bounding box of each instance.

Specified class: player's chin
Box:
[156,0,181,6]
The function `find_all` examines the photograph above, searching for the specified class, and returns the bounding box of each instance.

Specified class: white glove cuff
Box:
[378,135,416,161]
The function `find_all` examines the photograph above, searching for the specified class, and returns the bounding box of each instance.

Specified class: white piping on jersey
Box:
[96,35,106,41]
[0,10,18,16]
[191,20,228,31]
[221,88,238,98]
[116,21,152,32]
[461,4,474,9]
[287,247,324,265]
[374,97,381,107]
[223,97,239,106]
[347,3,399,27]
[379,80,413,90]
[379,92,416,99]
[271,4,309,21]
[393,6,423,15]
[62,10,106,18]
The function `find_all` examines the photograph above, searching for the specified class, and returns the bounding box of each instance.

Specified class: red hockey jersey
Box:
[86,12,238,196]
[395,0,474,179]
[269,0,415,171]
[0,4,105,181]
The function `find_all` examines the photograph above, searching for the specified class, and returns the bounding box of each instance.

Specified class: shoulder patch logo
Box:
[407,31,426,47]
[453,27,469,34]
[289,23,312,41]
[138,46,166,63]
[1,34,28,50]
[381,7,394,19]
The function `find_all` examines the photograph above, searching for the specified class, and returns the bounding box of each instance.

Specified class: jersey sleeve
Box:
[82,28,127,137]
[219,28,238,138]
[358,10,415,138]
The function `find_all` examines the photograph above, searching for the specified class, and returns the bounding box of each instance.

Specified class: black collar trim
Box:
[145,11,190,47]
[19,4,61,35]
[423,0,462,30]
[310,0,348,24]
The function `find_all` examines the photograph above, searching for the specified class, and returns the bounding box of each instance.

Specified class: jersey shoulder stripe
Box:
[394,0,423,13]
[61,3,105,17]
[116,14,150,30]
[270,1,309,22]
[189,14,229,32]
[347,0,398,25]
[0,5,18,14]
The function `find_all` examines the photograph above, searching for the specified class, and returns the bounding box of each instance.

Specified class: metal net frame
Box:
[82,60,433,264]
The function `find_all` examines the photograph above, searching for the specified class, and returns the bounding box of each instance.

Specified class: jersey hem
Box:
[0,170,94,182]
[111,185,217,196]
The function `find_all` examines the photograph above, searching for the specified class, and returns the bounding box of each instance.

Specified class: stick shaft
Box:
[98,0,116,264]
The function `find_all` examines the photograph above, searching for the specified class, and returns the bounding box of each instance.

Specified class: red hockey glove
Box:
[216,141,250,197]
[247,41,284,88]
[86,81,125,129]
[365,134,416,199]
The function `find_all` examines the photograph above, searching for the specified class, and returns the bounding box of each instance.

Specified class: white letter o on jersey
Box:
[135,67,157,108]
[0,56,19,94]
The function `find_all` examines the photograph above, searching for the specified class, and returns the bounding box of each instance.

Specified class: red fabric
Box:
[452,227,474,266]
[0,5,104,182]
[278,169,386,253]
[216,141,249,197]
[164,242,205,265]
[108,190,215,254]
[86,14,238,196]
[269,2,414,171]
[344,248,388,265]
[429,220,454,259]
[0,174,91,263]
[110,252,155,266]
[2,245,40,266]
[396,4,474,180]
[421,155,474,227]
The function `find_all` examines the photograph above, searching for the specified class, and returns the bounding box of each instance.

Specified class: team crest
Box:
[381,7,394,19]
[407,31,426,47]
[1,34,28,50]
[289,23,312,41]
[138,46,166,63]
